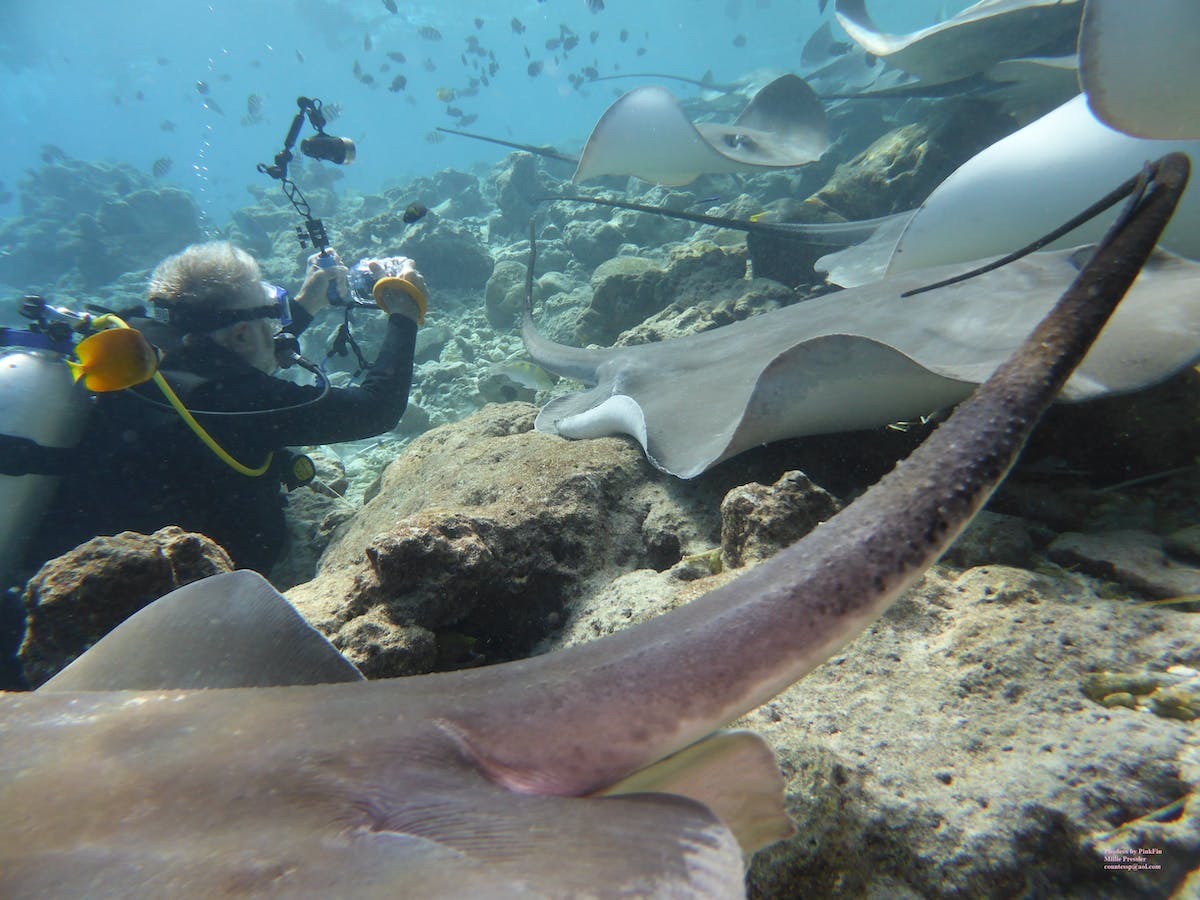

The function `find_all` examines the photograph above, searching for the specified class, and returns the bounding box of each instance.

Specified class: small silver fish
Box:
[489,360,558,392]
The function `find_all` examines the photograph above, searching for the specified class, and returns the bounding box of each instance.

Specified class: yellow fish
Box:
[435,86,457,102]
[67,328,160,392]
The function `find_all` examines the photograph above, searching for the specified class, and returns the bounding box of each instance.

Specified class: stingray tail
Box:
[437,127,578,165]
[542,193,906,248]
[520,219,609,384]
[463,154,1191,797]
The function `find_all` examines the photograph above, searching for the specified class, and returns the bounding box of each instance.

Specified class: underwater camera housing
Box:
[346,257,414,304]
[347,264,377,304]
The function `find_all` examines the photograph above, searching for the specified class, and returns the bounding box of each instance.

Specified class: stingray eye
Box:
[726,133,757,151]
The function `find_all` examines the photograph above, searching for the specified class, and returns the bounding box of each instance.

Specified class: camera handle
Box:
[257,97,337,255]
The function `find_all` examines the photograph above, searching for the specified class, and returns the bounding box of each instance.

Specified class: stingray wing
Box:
[537,333,973,479]
[1080,0,1200,139]
[0,718,747,898]
[573,85,747,186]
[573,76,828,186]
[887,96,1200,271]
[39,570,363,691]
[835,0,1083,85]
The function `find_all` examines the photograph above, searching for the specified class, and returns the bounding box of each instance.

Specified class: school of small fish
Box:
[83,1,780,205]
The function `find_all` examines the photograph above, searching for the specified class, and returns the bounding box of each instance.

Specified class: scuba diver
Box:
[0,97,425,689]
[20,240,427,577]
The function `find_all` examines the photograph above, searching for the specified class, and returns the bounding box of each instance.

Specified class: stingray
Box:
[819,93,1200,288]
[808,9,1078,109]
[525,241,1200,479]
[579,66,970,104]
[800,20,853,71]
[834,0,1084,86]
[437,74,829,187]
[1079,0,1200,140]
[0,157,1187,896]
[883,95,1200,276]
[572,73,830,185]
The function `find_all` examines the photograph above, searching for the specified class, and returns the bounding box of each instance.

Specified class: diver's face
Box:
[238,318,278,374]
[215,281,280,373]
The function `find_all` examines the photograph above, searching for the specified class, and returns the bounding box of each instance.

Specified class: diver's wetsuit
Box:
[23,306,417,576]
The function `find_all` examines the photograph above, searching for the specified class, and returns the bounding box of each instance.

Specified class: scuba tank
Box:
[0,287,335,591]
[0,323,90,590]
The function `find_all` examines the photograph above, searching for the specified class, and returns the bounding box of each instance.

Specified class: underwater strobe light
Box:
[258,96,355,183]
[300,131,355,165]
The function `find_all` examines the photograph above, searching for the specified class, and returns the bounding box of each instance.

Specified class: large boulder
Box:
[404,168,488,220]
[18,527,233,687]
[720,470,841,568]
[492,152,563,237]
[570,241,752,347]
[287,402,719,677]
[575,256,666,345]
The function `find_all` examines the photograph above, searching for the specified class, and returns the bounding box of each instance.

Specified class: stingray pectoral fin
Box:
[39,570,363,692]
[348,769,746,896]
[833,0,910,58]
[694,74,830,170]
[538,392,649,447]
[887,96,1200,272]
[720,335,974,466]
[535,336,975,481]
[1080,0,1200,140]
[599,729,794,856]
[573,86,732,186]
[816,210,915,287]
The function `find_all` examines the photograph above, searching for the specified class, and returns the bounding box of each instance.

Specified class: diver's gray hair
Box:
[148,241,263,312]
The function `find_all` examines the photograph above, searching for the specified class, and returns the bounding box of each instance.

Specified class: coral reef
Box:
[0,156,200,299]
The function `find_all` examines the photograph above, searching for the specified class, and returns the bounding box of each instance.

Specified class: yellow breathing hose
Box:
[94,315,273,478]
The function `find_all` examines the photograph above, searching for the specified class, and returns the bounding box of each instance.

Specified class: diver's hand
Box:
[296,250,350,314]
[370,257,428,324]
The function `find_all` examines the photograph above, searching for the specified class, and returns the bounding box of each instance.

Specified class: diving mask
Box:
[261,282,293,327]
[151,283,291,333]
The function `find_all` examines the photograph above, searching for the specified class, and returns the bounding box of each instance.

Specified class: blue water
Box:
[0,0,953,228]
